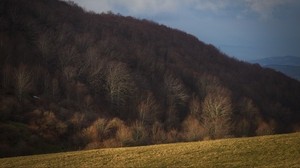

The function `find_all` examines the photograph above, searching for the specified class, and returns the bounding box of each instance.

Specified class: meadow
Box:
[1,132,299,167]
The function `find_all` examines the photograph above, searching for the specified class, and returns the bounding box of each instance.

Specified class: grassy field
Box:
[1,133,300,168]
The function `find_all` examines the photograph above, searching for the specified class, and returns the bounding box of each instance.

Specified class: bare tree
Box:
[137,92,159,126]
[201,86,232,139]
[14,65,32,101]
[1,64,13,92]
[164,73,189,106]
[75,33,93,53]
[163,73,188,129]
[84,46,107,94]
[181,115,205,141]
[63,66,77,82]
[105,62,135,115]
[236,97,260,136]
[85,46,102,74]
[51,78,60,100]
[37,32,50,59]
[36,30,56,65]
[58,45,78,71]
[197,73,221,99]
[189,95,202,119]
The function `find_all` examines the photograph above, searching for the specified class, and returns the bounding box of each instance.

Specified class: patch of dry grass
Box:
[1,133,300,167]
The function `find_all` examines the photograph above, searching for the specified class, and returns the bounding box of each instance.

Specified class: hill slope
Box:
[1,0,300,157]
[264,65,300,81]
[1,133,300,167]
[250,56,300,80]
[251,56,300,66]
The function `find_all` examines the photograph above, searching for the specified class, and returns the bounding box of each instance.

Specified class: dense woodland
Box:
[1,0,300,157]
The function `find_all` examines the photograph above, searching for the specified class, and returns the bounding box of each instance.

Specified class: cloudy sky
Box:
[69,0,300,61]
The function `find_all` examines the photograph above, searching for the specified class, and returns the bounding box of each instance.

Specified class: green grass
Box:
[1,133,300,168]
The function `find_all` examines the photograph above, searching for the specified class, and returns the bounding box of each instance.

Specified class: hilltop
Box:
[1,0,300,157]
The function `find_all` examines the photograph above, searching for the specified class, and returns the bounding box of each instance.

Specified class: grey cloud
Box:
[69,0,299,19]
[245,0,299,19]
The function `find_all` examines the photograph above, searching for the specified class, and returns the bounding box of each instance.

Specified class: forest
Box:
[1,0,300,157]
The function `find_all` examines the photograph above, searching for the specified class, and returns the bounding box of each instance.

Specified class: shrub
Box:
[84,141,101,150]
[81,118,109,143]
[0,96,20,121]
[130,121,149,146]
[166,129,180,143]
[29,110,67,142]
[256,120,276,136]
[69,112,85,132]
[181,115,205,141]
[81,117,129,148]
[102,138,120,148]
[151,122,167,144]
[116,124,132,146]
[235,119,251,137]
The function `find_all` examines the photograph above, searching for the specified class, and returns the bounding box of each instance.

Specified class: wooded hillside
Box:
[1,0,300,157]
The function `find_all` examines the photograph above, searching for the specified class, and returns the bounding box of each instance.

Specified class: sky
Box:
[69,0,300,61]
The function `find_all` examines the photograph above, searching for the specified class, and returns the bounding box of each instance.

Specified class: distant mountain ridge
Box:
[250,56,300,80]
[251,56,300,66]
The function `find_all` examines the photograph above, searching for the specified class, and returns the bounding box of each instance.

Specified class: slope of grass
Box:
[1,133,300,167]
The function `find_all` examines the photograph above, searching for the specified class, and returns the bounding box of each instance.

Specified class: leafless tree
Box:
[105,62,135,114]
[181,115,205,141]
[236,97,260,136]
[164,72,189,106]
[137,92,159,126]
[83,45,107,94]
[189,95,202,119]
[201,86,232,139]
[36,30,56,65]
[51,78,60,100]
[85,46,102,74]
[14,65,32,101]
[197,73,221,99]
[63,66,77,81]
[75,33,93,53]
[1,64,13,92]
[58,45,78,71]
[163,73,188,129]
